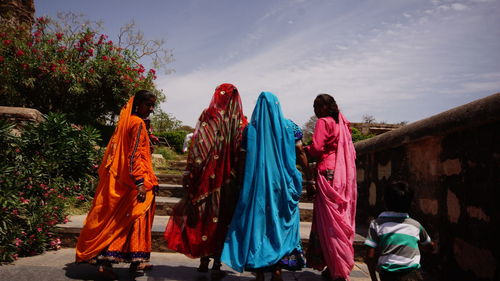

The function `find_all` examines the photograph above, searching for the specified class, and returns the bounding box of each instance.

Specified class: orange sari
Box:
[75,96,158,263]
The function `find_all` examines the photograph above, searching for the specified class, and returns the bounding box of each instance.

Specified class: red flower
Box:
[15,50,25,57]
[149,69,156,75]
[33,30,41,38]
[0,56,4,63]
[14,238,22,246]
[3,39,12,45]
[21,63,29,70]
[56,33,63,40]
[87,48,94,56]
[76,194,85,201]
[102,55,108,61]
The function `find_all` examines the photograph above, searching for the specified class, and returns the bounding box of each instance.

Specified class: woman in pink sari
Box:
[305,94,357,281]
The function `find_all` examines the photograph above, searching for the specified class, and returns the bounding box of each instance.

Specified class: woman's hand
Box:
[305,180,316,200]
[137,185,146,202]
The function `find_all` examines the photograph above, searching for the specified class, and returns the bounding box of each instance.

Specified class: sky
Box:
[36,0,500,127]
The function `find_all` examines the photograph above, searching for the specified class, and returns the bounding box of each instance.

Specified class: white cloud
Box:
[451,3,468,10]
[157,0,500,127]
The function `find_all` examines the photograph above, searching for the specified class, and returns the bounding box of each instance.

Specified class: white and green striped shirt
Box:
[364,211,431,272]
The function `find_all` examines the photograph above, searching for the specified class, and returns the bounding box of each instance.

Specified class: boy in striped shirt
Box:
[364,182,435,281]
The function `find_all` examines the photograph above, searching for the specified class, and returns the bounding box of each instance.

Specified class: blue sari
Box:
[221,92,304,272]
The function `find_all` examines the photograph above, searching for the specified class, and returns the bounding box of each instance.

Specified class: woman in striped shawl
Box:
[164,83,247,278]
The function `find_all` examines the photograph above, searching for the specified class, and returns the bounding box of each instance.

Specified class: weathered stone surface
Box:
[453,238,496,279]
[0,106,43,123]
[355,93,500,281]
[447,190,460,223]
[466,206,490,222]
[0,106,44,135]
[152,153,166,168]
[419,198,438,216]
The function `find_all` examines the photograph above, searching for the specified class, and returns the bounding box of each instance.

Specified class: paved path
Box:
[0,248,370,281]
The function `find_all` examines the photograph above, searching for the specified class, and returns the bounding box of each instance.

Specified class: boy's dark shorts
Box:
[379,269,423,281]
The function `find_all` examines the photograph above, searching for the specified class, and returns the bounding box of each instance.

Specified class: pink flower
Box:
[14,238,22,246]
[37,227,42,232]
[20,197,30,204]
[11,209,19,215]
[63,218,69,223]
[11,254,18,260]
[76,194,85,201]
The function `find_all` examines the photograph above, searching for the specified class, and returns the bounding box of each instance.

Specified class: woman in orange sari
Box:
[75,90,159,278]
[164,83,247,278]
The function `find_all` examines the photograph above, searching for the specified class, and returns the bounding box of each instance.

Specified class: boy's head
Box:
[385,181,414,213]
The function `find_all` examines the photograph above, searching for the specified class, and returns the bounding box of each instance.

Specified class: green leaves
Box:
[0,114,101,262]
[0,17,164,126]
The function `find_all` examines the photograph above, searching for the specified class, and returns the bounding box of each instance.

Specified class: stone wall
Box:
[355,93,500,281]
[0,106,43,135]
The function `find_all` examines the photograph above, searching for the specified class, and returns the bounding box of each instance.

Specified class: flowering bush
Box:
[0,17,163,125]
[0,113,102,262]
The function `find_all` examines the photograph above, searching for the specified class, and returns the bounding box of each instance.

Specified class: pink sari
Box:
[306,113,357,280]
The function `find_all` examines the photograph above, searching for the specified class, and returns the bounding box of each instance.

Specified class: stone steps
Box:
[56,215,367,257]
[57,161,367,260]
[156,182,314,203]
[155,195,314,222]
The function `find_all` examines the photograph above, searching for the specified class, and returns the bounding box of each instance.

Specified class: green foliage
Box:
[0,114,102,263]
[156,130,187,153]
[151,108,182,133]
[155,146,179,161]
[351,127,375,142]
[0,17,163,125]
[20,113,102,181]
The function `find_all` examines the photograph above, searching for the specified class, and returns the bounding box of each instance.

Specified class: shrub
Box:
[156,130,187,153]
[351,127,375,142]
[0,17,162,125]
[0,113,101,263]
[155,146,179,162]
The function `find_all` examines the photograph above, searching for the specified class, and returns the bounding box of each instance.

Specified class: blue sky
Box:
[37,0,500,127]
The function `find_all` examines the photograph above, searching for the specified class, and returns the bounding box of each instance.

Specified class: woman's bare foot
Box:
[129,262,153,272]
[98,264,117,280]
[271,267,283,281]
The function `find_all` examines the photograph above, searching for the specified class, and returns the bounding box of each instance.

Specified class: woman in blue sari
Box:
[221,92,311,281]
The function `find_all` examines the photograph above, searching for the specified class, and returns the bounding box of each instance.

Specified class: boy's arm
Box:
[365,247,379,281]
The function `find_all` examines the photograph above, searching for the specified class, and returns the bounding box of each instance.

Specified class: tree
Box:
[150,108,182,133]
[362,114,376,124]
[51,12,173,74]
[301,115,317,145]
[0,16,166,125]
